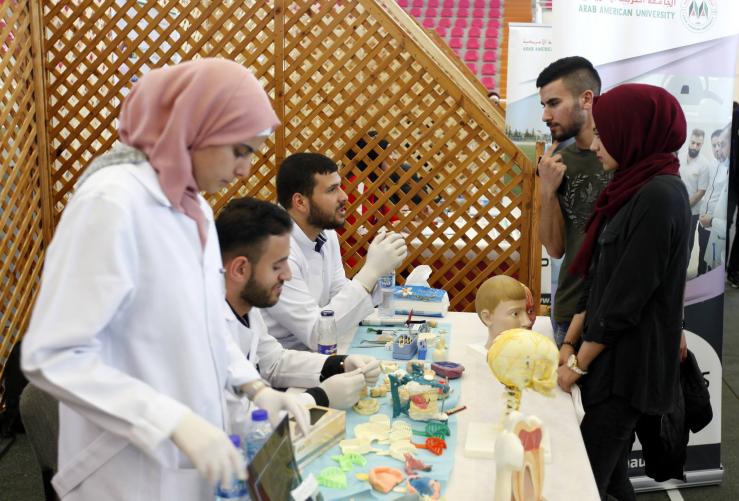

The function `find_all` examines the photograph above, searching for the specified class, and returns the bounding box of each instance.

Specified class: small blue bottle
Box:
[215,435,249,500]
[245,409,273,463]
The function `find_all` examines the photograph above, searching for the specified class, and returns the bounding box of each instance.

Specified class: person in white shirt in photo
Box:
[216,196,380,415]
[679,128,711,262]
[698,128,730,275]
[262,152,408,351]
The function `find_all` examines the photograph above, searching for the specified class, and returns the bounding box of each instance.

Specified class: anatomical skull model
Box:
[486,328,558,501]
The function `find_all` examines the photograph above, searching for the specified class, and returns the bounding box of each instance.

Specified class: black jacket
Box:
[580,176,690,414]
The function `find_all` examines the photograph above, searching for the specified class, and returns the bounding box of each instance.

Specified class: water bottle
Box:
[245,409,273,463]
[377,271,395,318]
[316,310,338,355]
[215,435,249,501]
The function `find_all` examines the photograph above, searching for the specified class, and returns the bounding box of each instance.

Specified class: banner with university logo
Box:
[553,0,739,490]
[505,23,556,308]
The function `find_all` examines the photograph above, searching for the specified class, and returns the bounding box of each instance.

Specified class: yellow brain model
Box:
[486,328,559,396]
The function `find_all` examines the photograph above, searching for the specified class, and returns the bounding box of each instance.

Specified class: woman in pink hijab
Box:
[23,59,309,501]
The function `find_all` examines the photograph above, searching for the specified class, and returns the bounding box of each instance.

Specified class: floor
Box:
[1,287,737,500]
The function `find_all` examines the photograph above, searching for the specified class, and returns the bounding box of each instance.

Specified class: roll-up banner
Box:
[552,0,739,490]
[505,23,556,308]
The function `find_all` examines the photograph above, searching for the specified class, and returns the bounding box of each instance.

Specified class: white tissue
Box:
[406,265,432,287]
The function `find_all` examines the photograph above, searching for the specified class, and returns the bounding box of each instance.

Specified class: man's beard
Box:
[548,103,586,142]
[307,201,345,230]
[240,274,281,309]
[688,148,699,158]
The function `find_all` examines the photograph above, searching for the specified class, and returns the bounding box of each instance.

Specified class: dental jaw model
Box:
[485,328,558,501]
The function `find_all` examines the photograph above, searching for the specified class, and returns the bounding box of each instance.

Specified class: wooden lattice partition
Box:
[1,0,538,386]
[0,1,51,394]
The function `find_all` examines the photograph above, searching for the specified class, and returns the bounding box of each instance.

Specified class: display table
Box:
[330,312,600,500]
[441,313,599,500]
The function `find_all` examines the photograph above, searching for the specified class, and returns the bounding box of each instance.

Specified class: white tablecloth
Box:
[442,313,600,501]
[344,312,600,500]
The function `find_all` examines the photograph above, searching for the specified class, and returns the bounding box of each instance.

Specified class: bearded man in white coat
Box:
[262,153,408,351]
[216,197,381,419]
[21,60,309,501]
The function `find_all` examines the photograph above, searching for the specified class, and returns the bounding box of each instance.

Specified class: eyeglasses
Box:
[233,143,256,159]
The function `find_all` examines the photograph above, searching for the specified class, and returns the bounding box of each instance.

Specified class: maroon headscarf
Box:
[569,83,687,276]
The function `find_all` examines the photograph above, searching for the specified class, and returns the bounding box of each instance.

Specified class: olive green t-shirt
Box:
[553,143,611,323]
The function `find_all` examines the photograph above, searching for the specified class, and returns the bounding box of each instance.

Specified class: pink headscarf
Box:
[118,58,280,246]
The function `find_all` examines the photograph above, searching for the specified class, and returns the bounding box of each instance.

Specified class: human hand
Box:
[354,230,408,290]
[559,343,575,367]
[556,364,581,393]
[344,354,381,386]
[253,387,311,437]
[318,369,366,409]
[699,214,712,228]
[538,141,566,196]
[680,331,688,362]
[171,411,245,487]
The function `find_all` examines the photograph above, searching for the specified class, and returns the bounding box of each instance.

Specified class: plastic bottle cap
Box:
[229,434,241,448]
[252,409,269,421]
[320,310,335,317]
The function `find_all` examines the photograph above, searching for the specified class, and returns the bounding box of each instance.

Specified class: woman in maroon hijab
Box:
[557,83,691,500]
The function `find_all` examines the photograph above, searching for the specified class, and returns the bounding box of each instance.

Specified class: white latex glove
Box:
[171,411,244,487]
[344,354,381,386]
[318,368,366,409]
[354,231,408,291]
[253,387,311,437]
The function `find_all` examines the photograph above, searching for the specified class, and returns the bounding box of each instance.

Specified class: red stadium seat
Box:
[474,0,486,7]
[484,37,497,49]
[425,8,437,17]
[469,27,481,38]
[482,63,495,75]
[451,26,465,37]
[450,38,463,49]
[412,0,424,7]
[472,8,485,18]
[443,0,455,8]
[428,0,440,7]
[467,38,480,49]
[438,17,451,27]
[397,0,409,7]
[489,8,501,18]
[466,62,478,73]
[441,7,453,17]
[490,0,501,7]
[435,25,447,37]
[459,0,470,7]
[471,18,483,28]
[457,8,469,17]
[423,18,435,29]
[482,77,495,89]
[464,49,479,62]
[483,50,497,62]
[485,27,498,39]
[454,17,468,28]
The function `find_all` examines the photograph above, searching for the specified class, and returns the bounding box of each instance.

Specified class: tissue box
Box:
[393,285,449,317]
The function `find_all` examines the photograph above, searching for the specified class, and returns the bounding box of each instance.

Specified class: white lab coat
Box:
[261,224,374,350]
[704,183,729,270]
[21,162,260,501]
[224,305,327,388]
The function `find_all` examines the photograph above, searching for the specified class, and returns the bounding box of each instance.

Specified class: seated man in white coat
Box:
[263,152,408,351]
[216,196,381,412]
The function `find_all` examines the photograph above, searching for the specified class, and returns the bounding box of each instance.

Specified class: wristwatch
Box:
[566,354,588,376]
